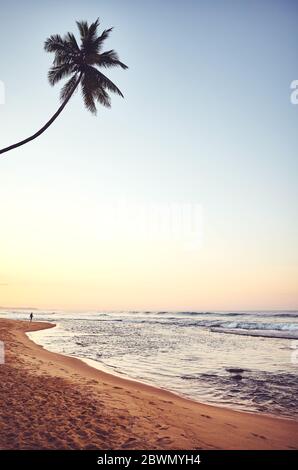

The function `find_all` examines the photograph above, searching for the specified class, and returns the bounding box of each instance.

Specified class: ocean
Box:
[1,309,298,419]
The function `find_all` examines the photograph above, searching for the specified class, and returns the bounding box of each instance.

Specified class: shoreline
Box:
[27,324,296,423]
[1,318,298,449]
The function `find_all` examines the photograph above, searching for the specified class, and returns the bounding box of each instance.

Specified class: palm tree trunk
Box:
[0,73,82,156]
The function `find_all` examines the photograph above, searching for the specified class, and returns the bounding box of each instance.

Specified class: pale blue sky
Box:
[0,0,297,310]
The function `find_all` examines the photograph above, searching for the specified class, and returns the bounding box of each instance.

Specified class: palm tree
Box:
[0,18,128,155]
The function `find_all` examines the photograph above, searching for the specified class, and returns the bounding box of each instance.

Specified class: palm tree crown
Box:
[0,18,127,155]
[44,18,128,113]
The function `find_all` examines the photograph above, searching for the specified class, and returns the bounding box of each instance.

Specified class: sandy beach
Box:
[0,318,297,450]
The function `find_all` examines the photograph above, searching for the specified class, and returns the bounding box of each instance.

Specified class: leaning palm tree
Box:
[0,18,128,155]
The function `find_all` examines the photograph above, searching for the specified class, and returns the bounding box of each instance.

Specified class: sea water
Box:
[1,309,298,419]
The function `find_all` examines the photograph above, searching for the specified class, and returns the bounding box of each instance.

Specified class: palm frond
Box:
[81,73,97,114]
[86,66,124,97]
[87,18,100,42]
[52,50,75,67]
[44,34,68,53]
[94,87,111,108]
[76,18,99,45]
[92,27,113,52]
[76,20,89,41]
[91,50,128,69]
[45,34,80,67]
[60,73,79,101]
[79,18,101,55]
[65,32,80,52]
[48,63,77,86]
[81,66,115,113]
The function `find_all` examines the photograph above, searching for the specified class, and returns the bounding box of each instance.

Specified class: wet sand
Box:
[0,319,297,450]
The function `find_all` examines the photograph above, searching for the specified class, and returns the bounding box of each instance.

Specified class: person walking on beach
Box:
[29,312,33,322]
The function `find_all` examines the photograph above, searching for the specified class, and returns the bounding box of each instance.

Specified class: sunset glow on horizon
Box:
[0,0,297,311]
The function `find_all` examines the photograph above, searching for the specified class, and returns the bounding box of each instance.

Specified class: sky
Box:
[0,0,297,311]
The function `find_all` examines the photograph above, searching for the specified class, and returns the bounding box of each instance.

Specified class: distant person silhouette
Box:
[29,312,33,322]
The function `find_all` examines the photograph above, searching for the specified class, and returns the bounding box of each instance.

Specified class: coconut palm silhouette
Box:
[0,18,128,155]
